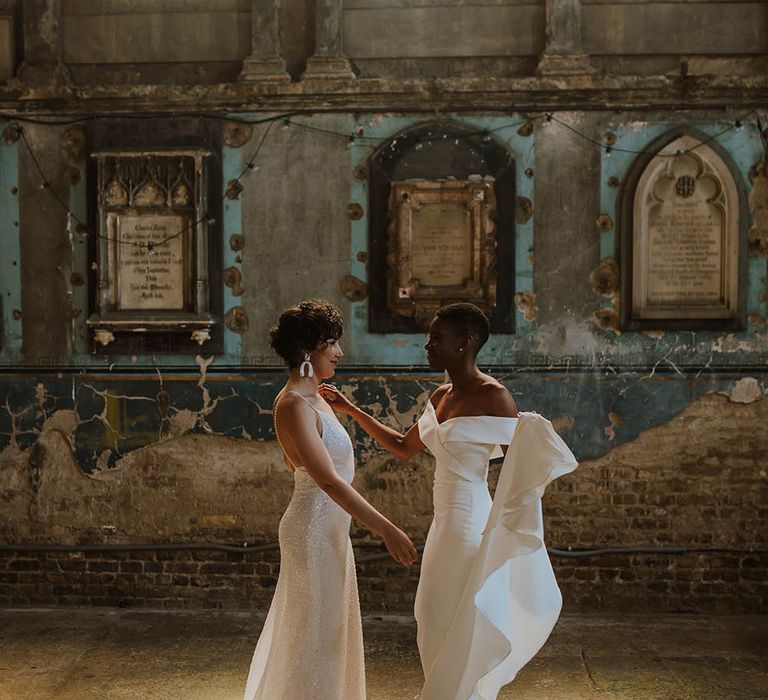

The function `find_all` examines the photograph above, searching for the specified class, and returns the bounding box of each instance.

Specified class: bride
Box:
[243,299,417,700]
[321,302,578,700]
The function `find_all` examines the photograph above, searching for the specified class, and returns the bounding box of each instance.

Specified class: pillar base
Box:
[239,56,291,83]
[536,51,598,76]
[301,54,355,81]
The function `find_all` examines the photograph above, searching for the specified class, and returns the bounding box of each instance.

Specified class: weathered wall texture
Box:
[0,0,766,613]
[1,386,766,612]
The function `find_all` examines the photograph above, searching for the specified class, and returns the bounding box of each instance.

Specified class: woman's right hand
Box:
[318,383,357,416]
[383,525,418,567]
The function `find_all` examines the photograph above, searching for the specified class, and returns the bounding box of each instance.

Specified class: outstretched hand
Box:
[383,525,419,567]
[319,383,356,415]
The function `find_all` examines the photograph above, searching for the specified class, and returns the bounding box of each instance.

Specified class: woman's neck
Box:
[446,362,484,391]
[284,369,320,393]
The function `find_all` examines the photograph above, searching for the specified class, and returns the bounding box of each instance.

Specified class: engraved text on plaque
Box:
[628,133,741,326]
[411,202,471,286]
[117,215,185,310]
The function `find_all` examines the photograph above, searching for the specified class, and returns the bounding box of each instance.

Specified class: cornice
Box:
[0,73,766,116]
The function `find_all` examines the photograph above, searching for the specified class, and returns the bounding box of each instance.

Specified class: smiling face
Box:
[310,337,344,379]
[424,317,466,371]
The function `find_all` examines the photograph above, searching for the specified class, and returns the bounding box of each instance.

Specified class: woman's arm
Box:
[277,394,418,566]
[318,384,427,460]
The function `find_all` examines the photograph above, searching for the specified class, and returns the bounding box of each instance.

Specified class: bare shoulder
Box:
[479,377,518,417]
[429,383,451,408]
[275,392,316,426]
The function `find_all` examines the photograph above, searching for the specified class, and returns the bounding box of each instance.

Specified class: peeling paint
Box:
[517,120,534,137]
[551,415,575,433]
[596,213,613,232]
[3,124,20,144]
[60,127,85,161]
[590,259,619,298]
[515,196,533,224]
[724,377,764,404]
[712,332,768,353]
[223,121,253,148]
[340,275,367,302]
[748,161,768,241]
[346,203,364,220]
[593,308,620,334]
[224,306,249,334]
[225,179,244,200]
[224,266,244,296]
[514,290,538,321]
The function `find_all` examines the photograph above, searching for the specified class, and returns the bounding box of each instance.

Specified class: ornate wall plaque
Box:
[116,215,186,310]
[387,179,497,326]
[368,122,515,333]
[88,150,215,346]
[621,130,746,331]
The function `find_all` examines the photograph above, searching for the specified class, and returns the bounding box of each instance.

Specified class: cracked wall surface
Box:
[0,2,766,612]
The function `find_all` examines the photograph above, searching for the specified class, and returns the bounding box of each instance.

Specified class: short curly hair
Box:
[269,299,344,367]
[434,302,490,353]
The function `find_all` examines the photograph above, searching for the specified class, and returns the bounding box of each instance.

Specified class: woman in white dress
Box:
[321,303,577,700]
[244,299,417,700]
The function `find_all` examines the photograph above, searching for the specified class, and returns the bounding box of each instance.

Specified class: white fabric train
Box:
[416,406,578,700]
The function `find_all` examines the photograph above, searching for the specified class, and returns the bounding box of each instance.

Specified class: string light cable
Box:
[11,108,763,252]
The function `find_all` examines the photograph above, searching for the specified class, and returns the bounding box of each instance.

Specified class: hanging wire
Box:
[16,118,276,251]
[13,107,762,251]
[546,108,758,157]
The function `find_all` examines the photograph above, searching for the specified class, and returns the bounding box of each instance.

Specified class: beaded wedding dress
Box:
[415,403,578,700]
[243,395,365,700]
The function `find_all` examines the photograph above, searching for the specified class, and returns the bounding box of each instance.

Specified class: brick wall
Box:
[1,393,766,613]
[0,548,765,614]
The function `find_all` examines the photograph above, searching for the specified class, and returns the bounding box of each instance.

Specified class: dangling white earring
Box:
[299,352,314,378]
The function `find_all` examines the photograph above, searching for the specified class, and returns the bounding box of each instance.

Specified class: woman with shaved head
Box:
[321,302,577,700]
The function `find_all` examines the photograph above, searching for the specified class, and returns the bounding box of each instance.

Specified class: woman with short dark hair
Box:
[321,302,577,700]
[243,299,417,700]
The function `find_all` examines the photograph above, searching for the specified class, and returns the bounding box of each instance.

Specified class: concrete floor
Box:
[0,610,765,700]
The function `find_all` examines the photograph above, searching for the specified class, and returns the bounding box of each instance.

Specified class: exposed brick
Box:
[119,561,143,574]
[87,560,119,573]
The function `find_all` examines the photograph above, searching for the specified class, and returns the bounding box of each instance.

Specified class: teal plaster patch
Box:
[0,124,21,359]
[347,114,536,366]
[597,116,768,368]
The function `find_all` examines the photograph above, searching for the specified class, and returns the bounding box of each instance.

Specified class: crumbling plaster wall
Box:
[0,0,765,612]
[0,109,766,551]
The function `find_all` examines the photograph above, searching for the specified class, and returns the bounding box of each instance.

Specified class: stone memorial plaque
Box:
[646,196,723,305]
[88,149,217,349]
[411,202,471,286]
[117,215,185,310]
[626,133,743,327]
[387,179,497,326]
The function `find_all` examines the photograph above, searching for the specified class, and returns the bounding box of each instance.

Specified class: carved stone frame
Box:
[387,179,497,327]
[619,127,747,332]
[87,148,216,348]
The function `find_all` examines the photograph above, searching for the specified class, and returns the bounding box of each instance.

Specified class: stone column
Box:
[239,0,290,82]
[18,0,72,86]
[536,0,596,76]
[302,0,354,80]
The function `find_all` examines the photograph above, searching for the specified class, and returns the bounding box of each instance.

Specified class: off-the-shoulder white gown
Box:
[415,403,578,700]
[243,398,365,700]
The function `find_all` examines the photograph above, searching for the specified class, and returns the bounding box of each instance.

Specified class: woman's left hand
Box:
[318,384,356,415]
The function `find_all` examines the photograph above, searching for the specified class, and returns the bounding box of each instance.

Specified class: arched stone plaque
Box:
[621,131,746,330]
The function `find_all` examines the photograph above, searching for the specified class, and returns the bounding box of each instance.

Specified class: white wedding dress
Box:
[415,403,578,700]
[243,396,365,699]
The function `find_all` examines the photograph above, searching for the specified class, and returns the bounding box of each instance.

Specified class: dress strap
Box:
[284,390,322,414]
[272,390,325,471]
